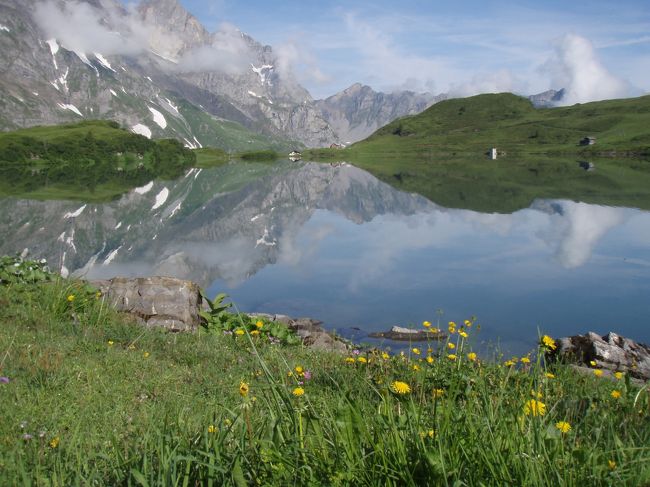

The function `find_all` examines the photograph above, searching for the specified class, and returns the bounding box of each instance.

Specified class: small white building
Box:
[490,148,498,160]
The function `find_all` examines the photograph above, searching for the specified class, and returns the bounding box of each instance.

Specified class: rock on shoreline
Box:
[368,326,446,342]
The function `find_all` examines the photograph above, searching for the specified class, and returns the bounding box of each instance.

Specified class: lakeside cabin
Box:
[579,136,596,146]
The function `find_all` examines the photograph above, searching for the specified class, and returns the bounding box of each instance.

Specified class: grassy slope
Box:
[305,94,650,213]
[0,275,649,485]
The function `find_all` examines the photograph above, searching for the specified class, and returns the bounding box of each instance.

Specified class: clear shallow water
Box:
[1,161,649,354]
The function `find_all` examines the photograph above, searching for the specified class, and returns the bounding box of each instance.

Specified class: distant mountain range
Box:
[0,0,568,149]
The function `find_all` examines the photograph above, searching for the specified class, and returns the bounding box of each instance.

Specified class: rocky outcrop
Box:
[91,276,205,332]
[548,331,650,382]
[368,326,446,342]
[249,313,349,353]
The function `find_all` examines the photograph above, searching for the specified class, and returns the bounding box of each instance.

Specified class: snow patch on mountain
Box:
[131,124,152,138]
[57,103,82,116]
[148,106,167,129]
[251,64,273,84]
[103,246,122,265]
[0,24,10,32]
[94,53,115,72]
[134,181,153,194]
[63,205,86,219]
[109,89,117,97]
[152,187,169,210]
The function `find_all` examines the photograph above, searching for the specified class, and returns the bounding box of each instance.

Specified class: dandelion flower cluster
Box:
[391,381,411,395]
[555,421,571,433]
[541,335,556,351]
[523,399,547,417]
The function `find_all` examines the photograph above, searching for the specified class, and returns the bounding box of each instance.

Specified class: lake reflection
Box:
[1,161,648,354]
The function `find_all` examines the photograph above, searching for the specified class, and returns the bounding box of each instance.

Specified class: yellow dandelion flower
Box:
[345,357,356,364]
[250,330,260,336]
[541,335,556,350]
[555,421,571,433]
[66,294,75,302]
[427,429,435,438]
[426,356,434,364]
[143,351,150,358]
[412,347,421,355]
[292,387,305,397]
[107,340,114,346]
[593,369,603,377]
[235,329,245,336]
[433,388,444,398]
[255,320,264,329]
[447,342,456,350]
[208,425,217,434]
[523,399,547,417]
[467,352,477,362]
[589,360,597,367]
[614,372,624,380]
[531,390,543,399]
[295,366,303,374]
[423,321,431,328]
[447,354,457,361]
[521,357,531,364]
[611,390,621,399]
[412,364,420,371]
[545,372,555,379]
[608,460,616,470]
[49,437,60,448]
[239,381,249,397]
[391,381,411,394]
[357,357,367,364]
[504,360,515,367]
[459,330,468,338]
[382,352,390,360]
[448,322,456,333]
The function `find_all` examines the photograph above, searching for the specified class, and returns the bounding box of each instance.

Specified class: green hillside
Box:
[0,120,195,201]
[347,93,650,157]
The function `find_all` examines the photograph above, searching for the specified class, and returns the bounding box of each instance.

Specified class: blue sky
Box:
[177,0,650,100]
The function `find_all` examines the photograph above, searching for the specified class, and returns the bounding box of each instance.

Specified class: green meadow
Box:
[1,257,648,486]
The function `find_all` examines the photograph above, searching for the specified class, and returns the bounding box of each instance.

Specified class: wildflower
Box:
[447,354,457,361]
[295,366,304,374]
[541,335,556,350]
[555,421,571,433]
[143,352,150,358]
[128,344,136,350]
[292,387,305,397]
[448,321,456,333]
[303,370,312,381]
[433,388,444,398]
[459,330,468,338]
[235,329,245,336]
[345,357,356,364]
[357,357,367,364]
[426,356,434,364]
[614,372,624,380]
[608,460,616,470]
[611,390,621,399]
[545,372,555,379]
[464,319,472,327]
[208,425,217,434]
[523,399,546,416]
[412,364,420,371]
[593,369,603,377]
[531,390,543,399]
[0,377,10,384]
[50,437,60,448]
[467,352,477,362]
[504,360,515,367]
[224,418,232,426]
[107,340,114,346]
[255,320,264,329]
[412,348,421,355]
[589,360,597,367]
[447,342,455,350]
[250,330,260,336]
[352,349,360,355]
[391,381,411,394]
[423,321,431,328]
[67,294,75,302]
[95,291,102,298]
[521,357,531,364]
[239,381,249,397]
[382,352,390,360]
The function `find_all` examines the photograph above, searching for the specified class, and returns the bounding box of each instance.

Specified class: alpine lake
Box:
[2,157,649,356]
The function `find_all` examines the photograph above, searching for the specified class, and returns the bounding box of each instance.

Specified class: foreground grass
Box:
[0,280,649,485]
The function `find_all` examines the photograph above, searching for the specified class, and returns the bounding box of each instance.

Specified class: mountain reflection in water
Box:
[1,161,648,354]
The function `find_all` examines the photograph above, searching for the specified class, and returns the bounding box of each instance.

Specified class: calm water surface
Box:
[2,160,649,354]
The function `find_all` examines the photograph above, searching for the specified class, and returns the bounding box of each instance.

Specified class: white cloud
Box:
[448,69,528,98]
[275,39,331,84]
[543,34,635,105]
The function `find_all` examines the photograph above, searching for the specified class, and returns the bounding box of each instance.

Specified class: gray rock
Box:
[368,325,446,342]
[91,276,205,332]
[549,331,650,381]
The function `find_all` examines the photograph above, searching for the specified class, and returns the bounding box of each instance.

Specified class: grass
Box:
[1,271,649,485]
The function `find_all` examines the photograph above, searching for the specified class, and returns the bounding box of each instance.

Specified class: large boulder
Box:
[91,277,205,332]
[549,331,650,382]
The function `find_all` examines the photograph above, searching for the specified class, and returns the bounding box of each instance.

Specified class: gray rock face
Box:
[315,83,445,143]
[368,325,446,342]
[91,276,205,332]
[528,89,565,108]
[550,331,650,381]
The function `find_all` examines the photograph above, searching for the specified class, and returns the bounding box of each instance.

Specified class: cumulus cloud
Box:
[543,34,635,105]
[34,0,149,56]
[448,69,527,98]
[274,39,331,84]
